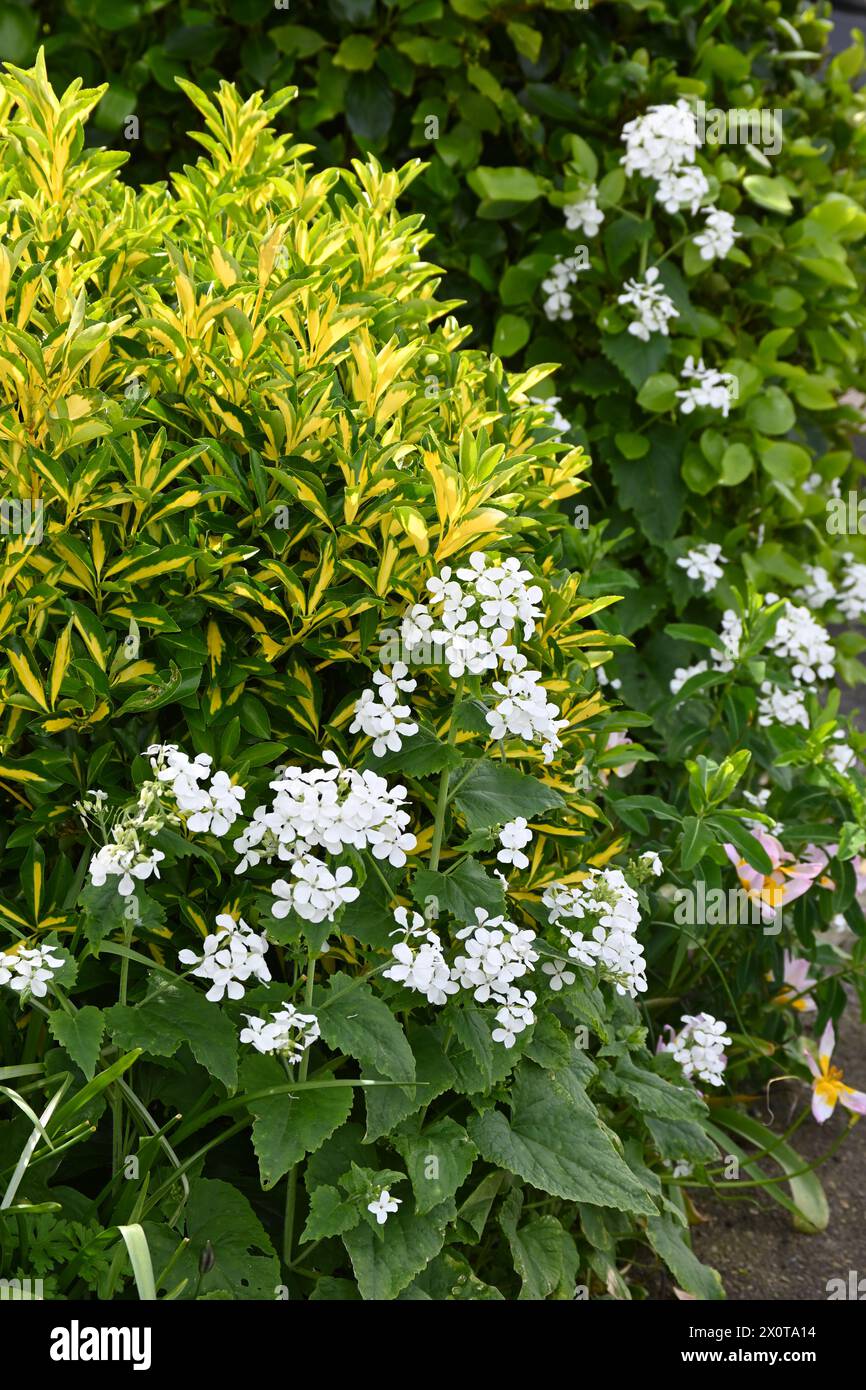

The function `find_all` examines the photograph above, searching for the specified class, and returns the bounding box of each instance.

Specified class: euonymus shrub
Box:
[0,59,729,1302]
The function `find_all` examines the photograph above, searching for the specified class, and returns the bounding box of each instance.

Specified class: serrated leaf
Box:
[315,971,415,1083]
[241,1055,353,1189]
[105,977,238,1088]
[468,1061,656,1215]
[452,759,565,830]
[47,1007,105,1081]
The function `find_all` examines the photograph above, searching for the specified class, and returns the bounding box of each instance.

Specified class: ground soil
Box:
[686,1004,866,1299]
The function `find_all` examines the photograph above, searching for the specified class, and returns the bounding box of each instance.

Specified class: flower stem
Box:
[429,677,464,872]
[282,950,316,1269]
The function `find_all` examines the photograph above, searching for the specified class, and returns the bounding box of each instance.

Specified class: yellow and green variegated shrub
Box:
[0,54,595,776]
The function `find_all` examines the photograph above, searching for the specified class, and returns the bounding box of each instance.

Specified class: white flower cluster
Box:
[272,856,360,927]
[149,744,245,836]
[620,101,740,267]
[0,944,65,999]
[660,1012,731,1087]
[89,836,165,898]
[240,1003,320,1062]
[541,254,584,321]
[621,99,700,180]
[178,914,271,1002]
[670,609,743,694]
[796,564,837,611]
[383,915,457,1006]
[543,868,648,998]
[656,164,710,216]
[487,662,569,763]
[452,909,539,1002]
[617,266,679,341]
[86,745,246,899]
[839,556,866,622]
[757,682,809,730]
[349,662,418,757]
[382,906,539,1046]
[796,556,866,627]
[497,817,533,871]
[564,185,604,237]
[675,357,736,418]
[694,208,739,262]
[676,542,727,593]
[401,551,544,679]
[234,750,416,897]
[765,600,835,684]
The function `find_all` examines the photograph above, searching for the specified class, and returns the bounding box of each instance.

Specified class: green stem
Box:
[429,677,464,871]
[282,951,316,1268]
[111,905,137,1179]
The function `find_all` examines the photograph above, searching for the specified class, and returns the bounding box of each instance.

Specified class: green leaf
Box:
[743,175,794,214]
[720,443,754,485]
[448,1007,522,1094]
[301,1184,362,1243]
[452,759,564,830]
[241,1055,353,1189]
[391,1116,477,1213]
[315,971,415,1083]
[603,1055,706,1123]
[760,440,811,485]
[467,166,543,206]
[646,1212,725,1299]
[364,1023,456,1142]
[47,1007,105,1081]
[342,1197,454,1300]
[365,725,460,779]
[680,815,715,870]
[468,1061,657,1215]
[745,386,796,435]
[636,372,678,412]
[333,34,376,70]
[493,313,530,358]
[708,1109,828,1234]
[502,1210,579,1300]
[106,977,238,1089]
[183,1178,280,1299]
[615,432,650,459]
[412,858,507,922]
[708,813,774,874]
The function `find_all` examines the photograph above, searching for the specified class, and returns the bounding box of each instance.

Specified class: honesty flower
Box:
[620,99,700,180]
[659,1013,731,1087]
[240,1003,320,1062]
[803,1021,866,1123]
[541,959,576,992]
[564,185,604,237]
[655,164,709,215]
[723,830,826,923]
[88,838,166,898]
[497,817,532,871]
[349,662,419,756]
[368,1189,401,1225]
[617,266,679,341]
[676,542,727,593]
[756,681,809,730]
[178,914,271,1002]
[675,358,736,418]
[0,944,65,999]
[491,987,537,1048]
[271,856,359,925]
[693,208,739,262]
